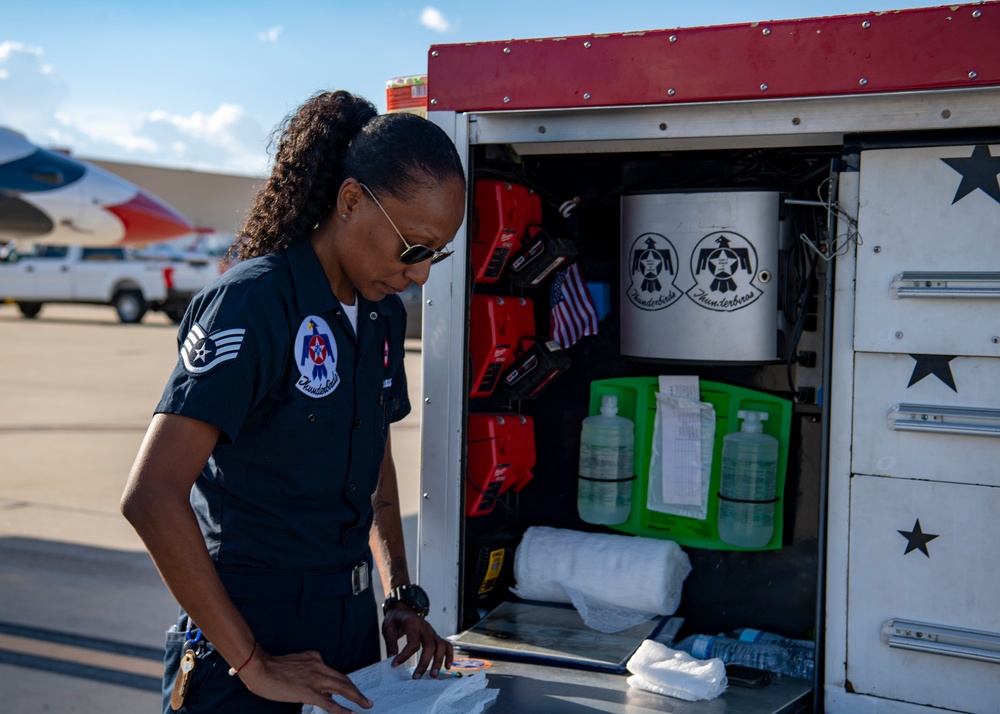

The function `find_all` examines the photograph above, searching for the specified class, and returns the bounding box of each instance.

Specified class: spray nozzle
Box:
[737,409,768,433]
[600,394,619,416]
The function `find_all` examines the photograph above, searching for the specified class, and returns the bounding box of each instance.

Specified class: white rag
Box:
[510,526,692,633]
[625,639,727,702]
[303,657,499,714]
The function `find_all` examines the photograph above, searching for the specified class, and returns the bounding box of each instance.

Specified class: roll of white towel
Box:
[510,526,692,633]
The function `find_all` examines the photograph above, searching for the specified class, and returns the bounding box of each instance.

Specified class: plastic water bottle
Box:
[730,627,816,654]
[717,410,779,548]
[673,634,814,680]
[577,394,634,524]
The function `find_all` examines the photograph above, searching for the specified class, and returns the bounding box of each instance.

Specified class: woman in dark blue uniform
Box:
[121,90,466,713]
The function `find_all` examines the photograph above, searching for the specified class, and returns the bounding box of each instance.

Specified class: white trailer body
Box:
[414,5,1000,712]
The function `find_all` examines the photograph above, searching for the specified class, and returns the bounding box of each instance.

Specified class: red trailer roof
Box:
[427,3,1000,112]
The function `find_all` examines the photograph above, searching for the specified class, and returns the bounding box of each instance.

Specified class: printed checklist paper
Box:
[657,376,704,507]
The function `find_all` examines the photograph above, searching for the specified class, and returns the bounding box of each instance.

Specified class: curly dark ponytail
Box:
[234,91,376,260]
[233,90,465,262]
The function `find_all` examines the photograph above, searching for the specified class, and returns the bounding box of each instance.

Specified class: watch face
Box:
[384,584,430,616]
[402,585,429,616]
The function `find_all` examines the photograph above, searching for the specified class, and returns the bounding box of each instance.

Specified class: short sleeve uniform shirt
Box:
[156,238,410,572]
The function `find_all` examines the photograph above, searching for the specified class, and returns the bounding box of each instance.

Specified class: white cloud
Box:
[46,103,268,175]
[139,104,269,174]
[1,40,267,175]
[0,41,68,134]
[420,7,455,33]
[0,40,41,60]
[257,26,282,43]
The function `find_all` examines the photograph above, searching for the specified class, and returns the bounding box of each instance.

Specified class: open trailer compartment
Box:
[415,5,1000,712]
[456,143,834,633]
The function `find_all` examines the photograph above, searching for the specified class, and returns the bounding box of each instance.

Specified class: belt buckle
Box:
[351,561,370,595]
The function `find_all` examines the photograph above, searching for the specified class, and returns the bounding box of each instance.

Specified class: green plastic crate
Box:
[588,377,793,550]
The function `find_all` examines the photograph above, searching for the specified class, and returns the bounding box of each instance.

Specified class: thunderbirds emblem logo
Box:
[625,233,681,311]
[687,231,762,311]
[294,315,340,397]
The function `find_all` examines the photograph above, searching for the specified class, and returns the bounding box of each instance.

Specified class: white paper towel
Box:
[626,639,727,701]
[510,526,692,633]
[304,657,498,714]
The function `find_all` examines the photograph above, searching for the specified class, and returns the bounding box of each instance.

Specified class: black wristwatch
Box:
[382,584,430,618]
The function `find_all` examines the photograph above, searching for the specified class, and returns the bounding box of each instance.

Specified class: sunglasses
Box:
[359,183,454,265]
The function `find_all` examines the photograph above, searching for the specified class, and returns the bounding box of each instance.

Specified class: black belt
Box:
[217,558,371,602]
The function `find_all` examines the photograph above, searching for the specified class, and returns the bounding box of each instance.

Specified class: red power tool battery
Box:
[466,413,536,517]
[499,338,572,400]
[469,295,535,398]
[470,179,543,285]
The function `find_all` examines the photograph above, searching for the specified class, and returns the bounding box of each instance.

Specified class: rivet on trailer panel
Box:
[669,35,677,43]
[503,47,511,54]
[762,28,771,36]
[584,41,592,48]
[430,98,438,105]
[969,71,979,80]
[583,93,592,100]
[860,78,869,86]
[760,83,769,92]
[503,96,510,103]
[431,50,439,57]
[667,88,676,96]
[973,9,982,18]
[862,20,871,29]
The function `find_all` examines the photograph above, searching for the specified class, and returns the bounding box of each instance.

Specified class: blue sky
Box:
[1,0,937,176]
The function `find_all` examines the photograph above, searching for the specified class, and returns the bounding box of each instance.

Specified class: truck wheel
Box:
[114,290,147,323]
[17,301,43,319]
[164,304,188,324]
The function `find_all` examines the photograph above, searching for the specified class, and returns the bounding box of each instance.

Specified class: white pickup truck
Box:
[0,242,218,323]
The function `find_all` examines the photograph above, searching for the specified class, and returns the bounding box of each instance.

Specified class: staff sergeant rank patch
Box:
[181,324,246,375]
[294,315,340,398]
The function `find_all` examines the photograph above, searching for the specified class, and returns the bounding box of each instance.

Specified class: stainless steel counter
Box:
[476,658,812,714]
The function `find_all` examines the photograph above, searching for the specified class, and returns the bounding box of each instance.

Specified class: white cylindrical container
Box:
[577,395,634,525]
[620,190,780,362]
[717,410,779,548]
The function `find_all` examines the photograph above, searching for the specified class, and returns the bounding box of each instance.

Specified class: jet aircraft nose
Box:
[105,189,195,244]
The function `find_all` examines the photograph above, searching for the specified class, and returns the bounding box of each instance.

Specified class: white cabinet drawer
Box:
[852,352,1000,486]
[854,144,1000,359]
[847,475,1000,714]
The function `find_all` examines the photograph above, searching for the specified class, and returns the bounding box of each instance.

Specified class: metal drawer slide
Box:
[883,618,1000,664]
[891,272,1000,299]
[889,404,1000,438]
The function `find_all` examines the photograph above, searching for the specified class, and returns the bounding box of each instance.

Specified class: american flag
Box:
[550,262,598,348]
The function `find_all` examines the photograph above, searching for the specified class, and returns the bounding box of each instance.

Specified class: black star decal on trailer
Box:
[907,354,957,392]
[897,519,939,557]
[940,145,1000,205]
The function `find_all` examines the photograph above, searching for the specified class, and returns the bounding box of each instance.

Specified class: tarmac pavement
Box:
[0,303,423,712]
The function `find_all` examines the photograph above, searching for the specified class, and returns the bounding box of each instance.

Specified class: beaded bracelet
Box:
[228,640,257,676]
